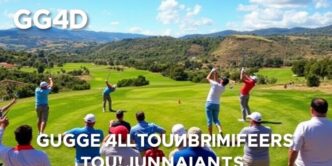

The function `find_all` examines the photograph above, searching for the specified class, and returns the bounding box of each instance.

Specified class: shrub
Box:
[169,66,188,81]
[37,65,45,74]
[229,71,241,82]
[256,74,278,84]
[306,74,320,87]
[16,84,35,98]
[117,75,149,87]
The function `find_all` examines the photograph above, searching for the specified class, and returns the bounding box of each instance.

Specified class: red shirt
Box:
[144,148,165,165]
[241,78,255,95]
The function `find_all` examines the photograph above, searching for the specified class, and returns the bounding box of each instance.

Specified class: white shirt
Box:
[291,117,332,166]
[206,80,225,104]
[0,129,50,166]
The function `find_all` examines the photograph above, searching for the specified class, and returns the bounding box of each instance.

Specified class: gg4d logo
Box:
[14,9,89,30]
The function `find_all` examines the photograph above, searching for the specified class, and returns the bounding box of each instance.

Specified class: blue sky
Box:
[0,0,331,36]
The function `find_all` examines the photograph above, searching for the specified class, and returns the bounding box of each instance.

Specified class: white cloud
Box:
[179,17,213,32]
[156,0,213,35]
[229,0,332,31]
[237,4,258,11]
[250,0,310,8]
[241,9,332,30]
[186,4,201,17]
[313,0,329,8]
[156,0,180,24]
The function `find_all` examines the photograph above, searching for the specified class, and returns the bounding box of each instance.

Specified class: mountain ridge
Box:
[181,25,332,38]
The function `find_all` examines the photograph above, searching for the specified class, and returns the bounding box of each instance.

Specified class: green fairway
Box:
[2,63,332,165]
[258,67,305,84]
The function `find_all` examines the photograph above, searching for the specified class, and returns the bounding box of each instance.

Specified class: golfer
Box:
[239,68,257,122]
[205,67,229,135]
[35,78,53,134]
[103,80,116,112]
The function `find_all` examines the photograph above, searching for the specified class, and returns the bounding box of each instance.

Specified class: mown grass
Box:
[258,67,305,84]
[2,63,332,166]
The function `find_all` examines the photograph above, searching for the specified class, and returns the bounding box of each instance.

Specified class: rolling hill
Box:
[182,25,332,38]
[86,34,332,69]
[0,27,147,50]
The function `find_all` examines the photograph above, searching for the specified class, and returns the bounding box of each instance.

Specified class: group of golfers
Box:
[0,67,331,166]
[205,67,256,136]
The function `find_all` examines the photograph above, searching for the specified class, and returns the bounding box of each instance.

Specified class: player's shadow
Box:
[261,121,282,125]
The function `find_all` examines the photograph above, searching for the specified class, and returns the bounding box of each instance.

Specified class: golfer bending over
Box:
[239,68,256,122]
[205,67,229,135]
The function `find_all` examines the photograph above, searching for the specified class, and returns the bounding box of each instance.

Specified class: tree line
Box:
[0,68,90,100]
[292,58,332,87]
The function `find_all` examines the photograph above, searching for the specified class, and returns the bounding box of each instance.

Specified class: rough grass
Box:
[1,63,332,166]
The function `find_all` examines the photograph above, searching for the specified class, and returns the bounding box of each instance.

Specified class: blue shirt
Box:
[65,127,104,164]
[103,87,113,96]
[130,121,165,152]
[173,147,217,165]
[35,87,51,107]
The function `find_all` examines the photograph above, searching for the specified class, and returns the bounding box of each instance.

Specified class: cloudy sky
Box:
[0,0,331,36]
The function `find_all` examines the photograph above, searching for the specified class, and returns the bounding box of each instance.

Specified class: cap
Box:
[84,113,96,123]
[250,76,257,81]
[247,112,262,122]
[109,125,128,142]
[40,81,48,88]
[172,124,186,136]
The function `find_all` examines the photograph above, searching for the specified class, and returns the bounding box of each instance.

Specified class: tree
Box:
[291,60,306,76]
[308,62,321,78]
[170,66,188,81]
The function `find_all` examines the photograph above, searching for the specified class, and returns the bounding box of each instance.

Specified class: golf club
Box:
[106,72,111,81]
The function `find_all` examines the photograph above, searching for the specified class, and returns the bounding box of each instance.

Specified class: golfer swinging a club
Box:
[35,78,53,134]
[103,80,116,112]
[239,67,257,122]
[205,67,229,135]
